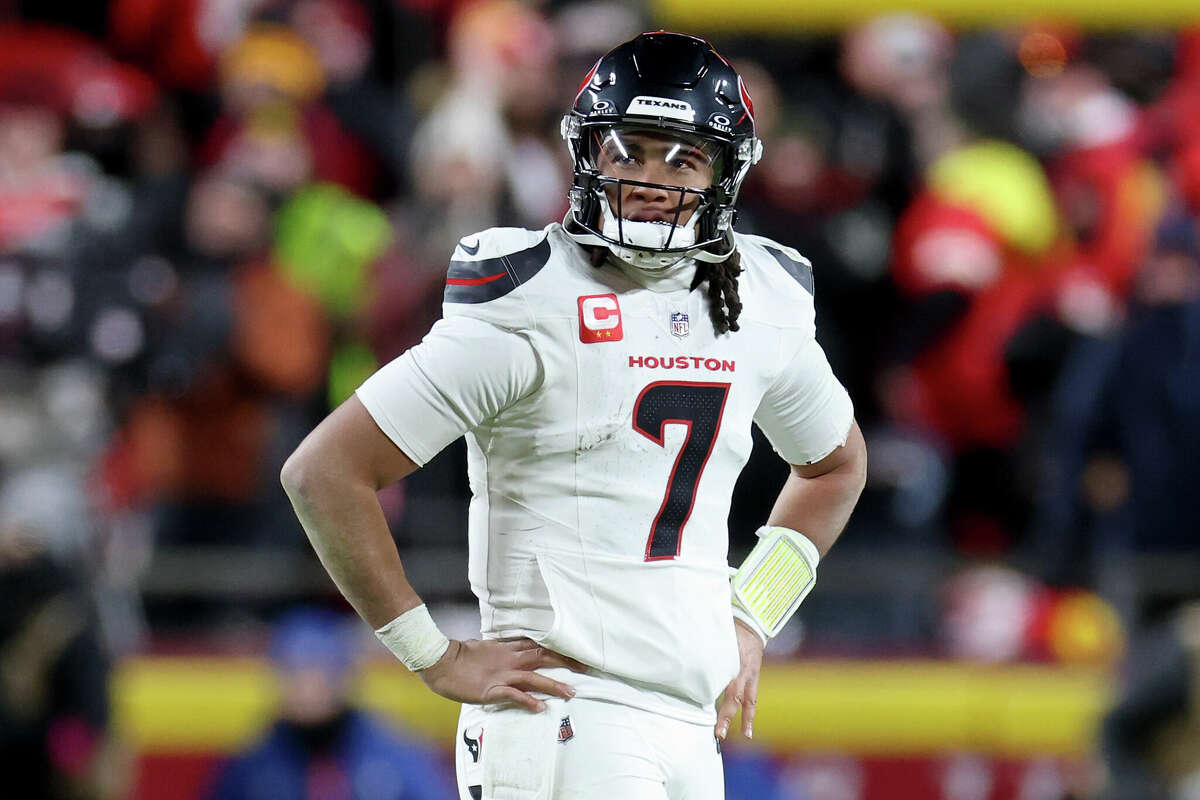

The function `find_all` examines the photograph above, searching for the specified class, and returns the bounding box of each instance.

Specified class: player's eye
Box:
[664,143,707,171]
[599,140,642,169]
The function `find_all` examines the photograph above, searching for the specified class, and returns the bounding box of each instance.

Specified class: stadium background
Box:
[1,0,1198,797]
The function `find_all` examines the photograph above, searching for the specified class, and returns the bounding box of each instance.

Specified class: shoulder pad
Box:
[444,227,552,305]
[739,234,814,296]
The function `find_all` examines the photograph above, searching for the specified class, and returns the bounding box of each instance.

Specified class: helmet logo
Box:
[737,76,755,121]
[574,58,601,102]
[708,113,732,132]
[627,95,695,123]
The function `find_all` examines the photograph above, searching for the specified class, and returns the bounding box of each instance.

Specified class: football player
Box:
[282,31,867,800]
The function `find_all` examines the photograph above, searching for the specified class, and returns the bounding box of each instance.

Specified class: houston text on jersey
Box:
[628,356,736,372]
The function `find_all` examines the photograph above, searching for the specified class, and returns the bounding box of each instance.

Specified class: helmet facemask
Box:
[564,121,742,269]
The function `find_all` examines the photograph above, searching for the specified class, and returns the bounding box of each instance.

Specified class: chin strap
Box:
[692,235,737,263]
[562,211,735,270]
[601,210,697,250]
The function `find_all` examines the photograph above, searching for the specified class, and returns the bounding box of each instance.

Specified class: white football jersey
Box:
[356,222,853,722]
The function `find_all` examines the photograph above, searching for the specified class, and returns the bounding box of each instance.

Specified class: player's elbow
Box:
[280,446,319,502]
[801,421,868,497]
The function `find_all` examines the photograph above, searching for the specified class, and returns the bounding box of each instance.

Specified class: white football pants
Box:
[455,696,725,800]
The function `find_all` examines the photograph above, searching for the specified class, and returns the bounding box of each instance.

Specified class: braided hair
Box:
[586,244,744,335]
[690,250,743,335]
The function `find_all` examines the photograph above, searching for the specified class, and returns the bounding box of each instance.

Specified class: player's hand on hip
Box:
[716,619,765,740]
[417,637,586,712]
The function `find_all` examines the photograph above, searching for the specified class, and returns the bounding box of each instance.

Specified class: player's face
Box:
[594,128,718,226]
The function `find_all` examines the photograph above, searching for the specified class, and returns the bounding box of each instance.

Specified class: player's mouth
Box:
[627,212,675,223]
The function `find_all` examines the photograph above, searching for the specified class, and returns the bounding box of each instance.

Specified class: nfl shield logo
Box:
[557,716,574,743]
[671,312,690,339]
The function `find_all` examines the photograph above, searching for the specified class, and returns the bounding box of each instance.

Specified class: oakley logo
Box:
[627,95,695,123]
[708,113,732,132]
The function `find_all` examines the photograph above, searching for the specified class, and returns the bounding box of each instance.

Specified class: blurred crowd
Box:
[1,0,1200,796]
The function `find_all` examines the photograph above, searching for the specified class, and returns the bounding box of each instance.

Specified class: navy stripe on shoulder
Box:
[763,246,814,296]
[444,238,552,304]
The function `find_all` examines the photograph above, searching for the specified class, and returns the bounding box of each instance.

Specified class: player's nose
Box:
[627,176,671,204]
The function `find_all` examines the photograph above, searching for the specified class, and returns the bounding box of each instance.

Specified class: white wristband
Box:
[374,604,451,671]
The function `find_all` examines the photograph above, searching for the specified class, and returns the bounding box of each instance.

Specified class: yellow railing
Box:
[112,657,1112,757]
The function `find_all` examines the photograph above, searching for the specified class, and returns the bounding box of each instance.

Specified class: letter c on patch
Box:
[578,294,624,343]
[582,296,618,329]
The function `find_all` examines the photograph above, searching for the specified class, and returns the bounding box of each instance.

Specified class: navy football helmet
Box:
[562,31,763,268]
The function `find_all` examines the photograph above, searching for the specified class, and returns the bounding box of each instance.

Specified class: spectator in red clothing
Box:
[887,141,1065,450]
[1020,63,1164,301]
[1147,26,1200,215]
[884,140,1070,550]
[0,25,156,255]
[108,0,226,92]
[200,25,377,197]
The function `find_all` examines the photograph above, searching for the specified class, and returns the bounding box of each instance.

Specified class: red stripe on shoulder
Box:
[447,271,507,286]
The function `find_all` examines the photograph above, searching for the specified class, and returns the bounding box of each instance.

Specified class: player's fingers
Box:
[503,640,586,668]
[510,670,577,700]
[499,638,541,652]
[485,684,545,713]
[513,646,548,669]
[509,645,588,675]
[714,685,743,740]
[536,648,590,673]
[741,688,758,739]
[508,646,559,673]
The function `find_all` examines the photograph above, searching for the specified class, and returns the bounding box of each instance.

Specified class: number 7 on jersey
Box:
[632,381,731,561]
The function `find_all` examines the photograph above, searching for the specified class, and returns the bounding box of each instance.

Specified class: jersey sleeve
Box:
[754,338,854,466]
[354,315,542,466]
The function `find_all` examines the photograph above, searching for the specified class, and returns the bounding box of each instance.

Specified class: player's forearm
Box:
[281,462,422,628]
[765,424,867,556]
